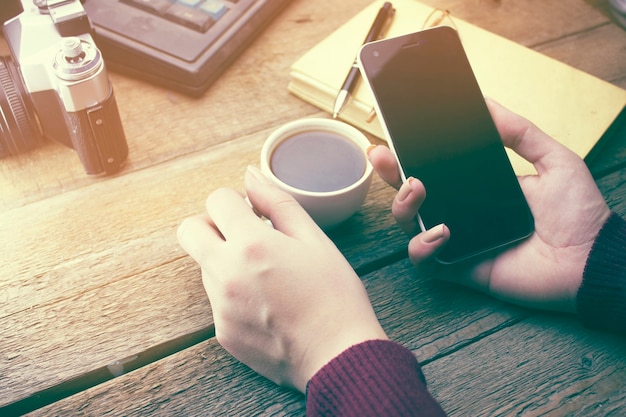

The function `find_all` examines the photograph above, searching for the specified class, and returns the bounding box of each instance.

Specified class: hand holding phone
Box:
[358,26,534,264]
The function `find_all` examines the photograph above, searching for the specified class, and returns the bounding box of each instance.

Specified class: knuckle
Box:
[239,237,271,264]
[206,187,239,207]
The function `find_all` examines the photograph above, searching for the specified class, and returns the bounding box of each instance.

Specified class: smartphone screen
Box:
[358,26,534,264]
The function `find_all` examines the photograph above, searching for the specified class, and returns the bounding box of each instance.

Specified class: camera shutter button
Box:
[62,37,86,63]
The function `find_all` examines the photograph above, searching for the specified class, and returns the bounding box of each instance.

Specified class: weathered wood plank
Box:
[597,166,626,216]
[536,23,626,87]
[1,257,208,408]
[425,315,626,417]
[28,258,529,416]
[418,0,611,48]
[31,292,626,417]
[30,339,306,417]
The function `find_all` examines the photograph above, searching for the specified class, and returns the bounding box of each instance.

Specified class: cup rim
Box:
[260,118,373,197]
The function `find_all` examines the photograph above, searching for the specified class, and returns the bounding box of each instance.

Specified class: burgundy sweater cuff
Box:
[305,339,446,416]
[577,212,626,334]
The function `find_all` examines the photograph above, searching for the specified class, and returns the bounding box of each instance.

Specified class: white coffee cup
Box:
[260,118,373,229]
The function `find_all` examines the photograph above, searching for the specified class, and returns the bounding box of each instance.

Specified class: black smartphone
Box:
[357,26,534,264]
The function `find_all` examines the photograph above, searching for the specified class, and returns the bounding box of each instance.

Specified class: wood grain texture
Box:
[2,0,626,414]
[0,132,404,406]
[30,259,529,416]
[30,258,626,416]
[31,339,307,417]
[425,316,626,417]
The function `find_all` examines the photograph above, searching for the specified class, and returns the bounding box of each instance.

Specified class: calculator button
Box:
[177,0,203,6]
[121,0,172,14]
[166,3,214,32]
[200,0,228,21]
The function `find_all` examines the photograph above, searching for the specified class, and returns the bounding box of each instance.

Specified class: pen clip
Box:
[335,2,395,120]
[378,5,396,41]
[359,4,394,123]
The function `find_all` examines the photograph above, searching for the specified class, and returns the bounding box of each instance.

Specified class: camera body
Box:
[1,0,128,175]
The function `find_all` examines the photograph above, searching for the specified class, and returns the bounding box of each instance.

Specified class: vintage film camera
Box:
[0,0,128,175]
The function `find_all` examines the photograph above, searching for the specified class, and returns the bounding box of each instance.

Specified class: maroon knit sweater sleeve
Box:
[305,340,447,416]
[577,212,626,334]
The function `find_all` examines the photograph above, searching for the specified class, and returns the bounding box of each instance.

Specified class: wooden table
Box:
[2,0,626,415]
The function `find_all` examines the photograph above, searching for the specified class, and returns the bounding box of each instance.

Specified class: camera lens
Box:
[0,56,43,158]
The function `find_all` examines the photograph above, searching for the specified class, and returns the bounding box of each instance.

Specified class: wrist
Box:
[297,325,388,393]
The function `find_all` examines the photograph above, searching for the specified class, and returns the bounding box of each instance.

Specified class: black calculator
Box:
[84,0,291,96]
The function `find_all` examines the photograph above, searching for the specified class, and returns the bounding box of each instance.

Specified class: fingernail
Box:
[421,224,446,244]
[246,165,271,185]
[366,144,377,158]
[397,177,415,202]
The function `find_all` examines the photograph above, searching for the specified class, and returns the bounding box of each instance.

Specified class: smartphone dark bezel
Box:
[357,26,534,264]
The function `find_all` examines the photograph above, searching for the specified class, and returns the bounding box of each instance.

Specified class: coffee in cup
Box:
[260,118,373,229]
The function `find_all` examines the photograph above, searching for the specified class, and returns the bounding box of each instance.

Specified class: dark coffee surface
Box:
[270,131,366,192]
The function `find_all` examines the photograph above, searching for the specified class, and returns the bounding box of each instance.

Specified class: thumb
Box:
[244,166,324,239]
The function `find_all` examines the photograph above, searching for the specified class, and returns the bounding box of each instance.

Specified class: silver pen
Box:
[332,2,395,118]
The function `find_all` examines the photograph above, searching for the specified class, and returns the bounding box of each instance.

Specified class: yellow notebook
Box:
[288,0,626,175]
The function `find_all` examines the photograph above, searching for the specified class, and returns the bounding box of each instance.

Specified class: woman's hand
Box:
[177,166,387,393]
[368,99,611,313]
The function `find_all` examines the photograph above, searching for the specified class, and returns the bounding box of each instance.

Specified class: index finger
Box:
[244,166,328,242]
[205,187,272,242]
